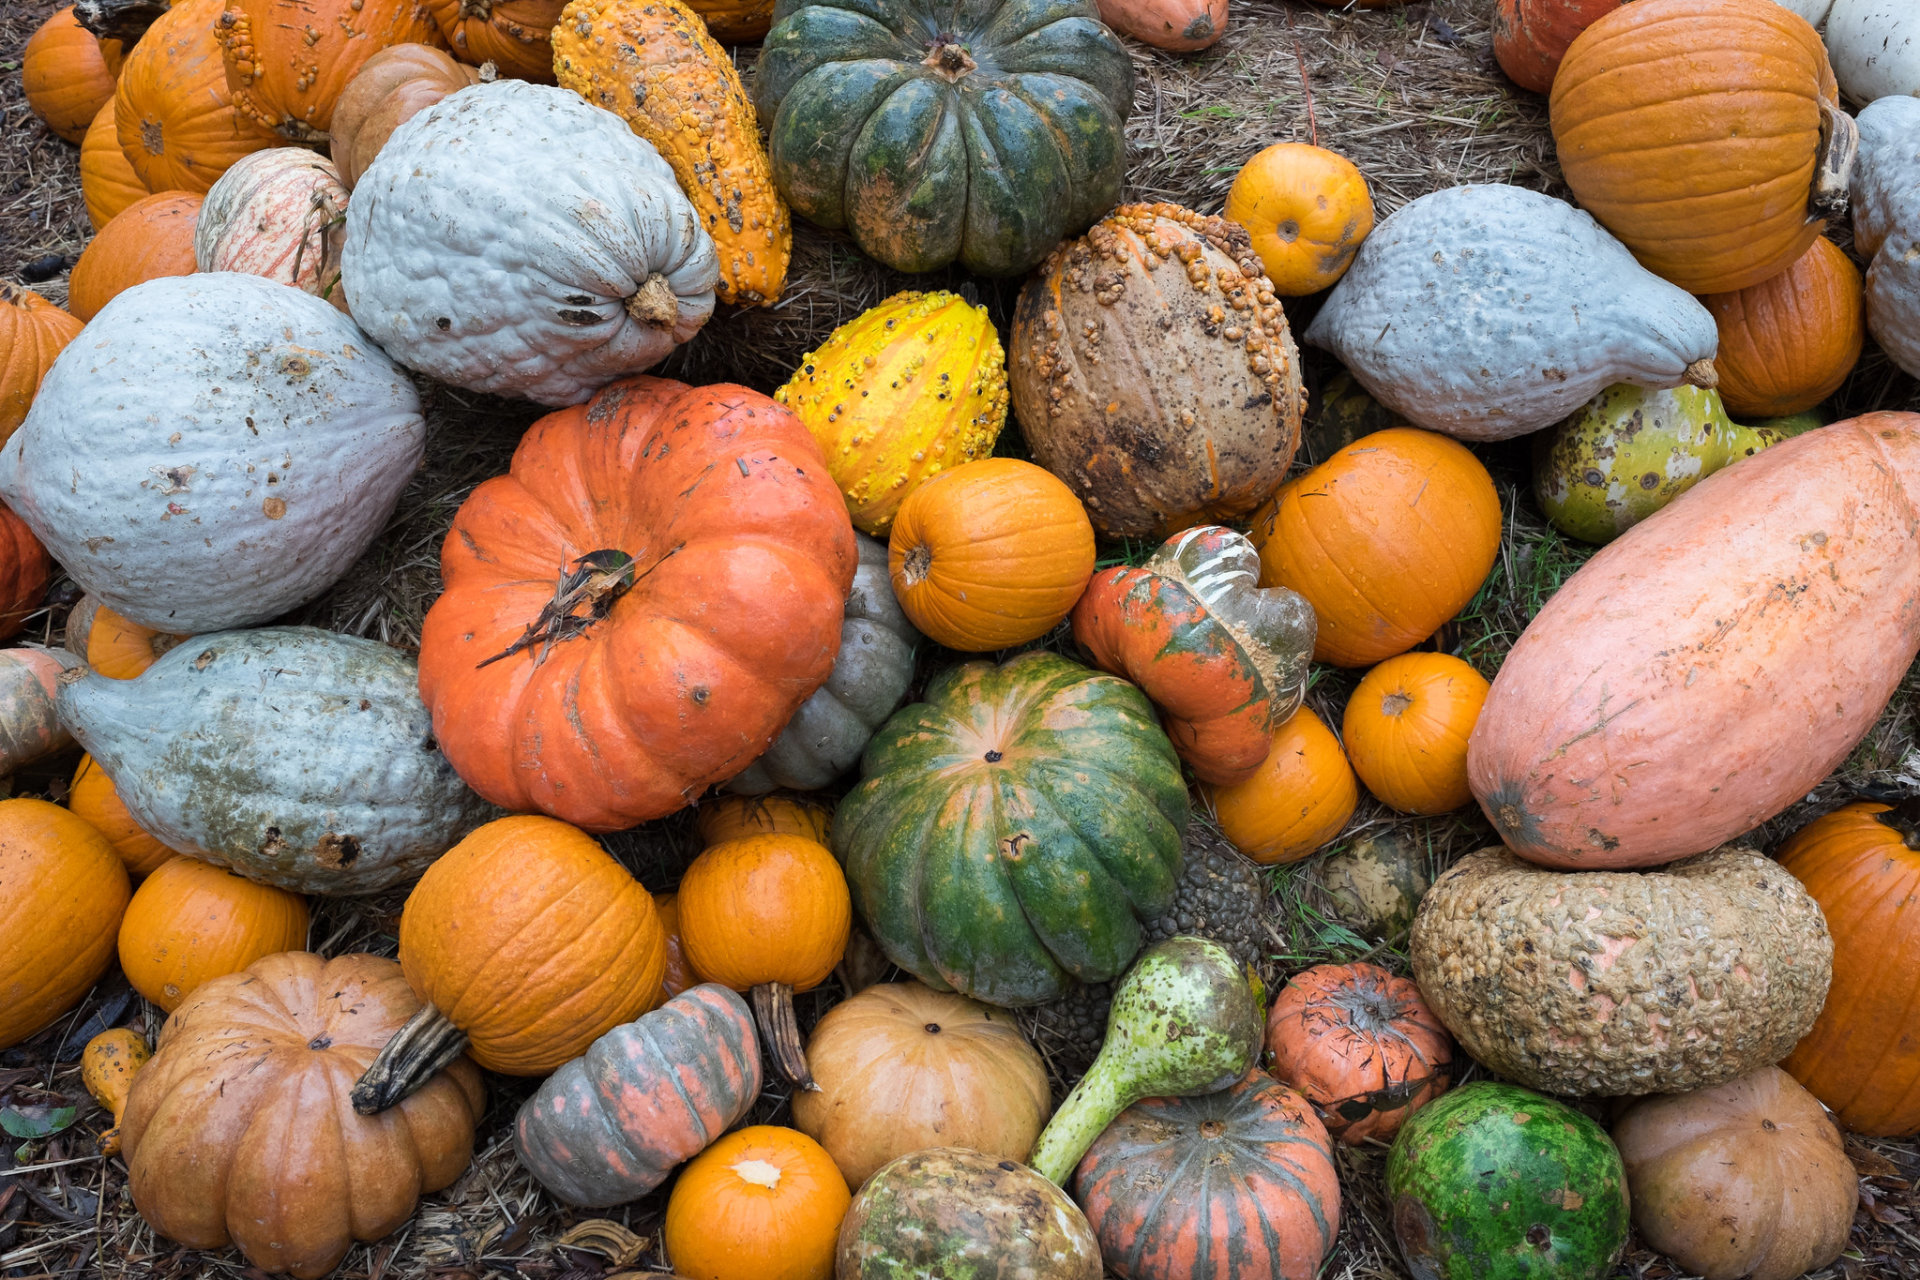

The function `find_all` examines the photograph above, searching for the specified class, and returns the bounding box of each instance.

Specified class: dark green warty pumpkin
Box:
[833,650,1188,1007]
[753,0,1134,278]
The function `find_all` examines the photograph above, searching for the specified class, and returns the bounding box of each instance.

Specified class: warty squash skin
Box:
[0,273,424,633]
[58,627,493,894]
[194,149,350,309]
[1852,96,1920,380]
[67,191,201,322]
[1702,236,1864,419]
[216,0,445,142]
[0,285,82,447]
[1469,412,1920,868]
[114,0,278,196]
[553,0,790,308]
[426,0,563,80]
[23,6,121,144]
[0,647,78,778]
[1096,0,1224,51]
[0,798,131,1050]
[82,1027,150,1156]
[328,44,482,189]
[80,98,148,230]
[118,855,310,1012]
[69,754,173,877]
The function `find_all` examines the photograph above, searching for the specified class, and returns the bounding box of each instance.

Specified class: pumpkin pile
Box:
[5,0,1920,1275]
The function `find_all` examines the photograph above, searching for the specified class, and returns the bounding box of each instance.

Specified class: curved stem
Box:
[1810,99,1858,224]
[351,1002,470,1115]
[73,0,168,44]
[1875,797,1920,851]
[1028,1056,1125,1187]
[752,982,816,1092]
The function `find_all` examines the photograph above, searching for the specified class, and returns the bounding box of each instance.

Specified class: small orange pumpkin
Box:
[0,285,84,447]
[1703,236,1865,420]
[68,191,203,322]
[1342,653,1490,816]
[0,798,132,1050]
[85,604,185,679]
[80,98,150,230]
[1493,0,1625,94]
[697,793,834,847]
[115,0,278,195]
[1224,144,1375,296]
[23,7,123,143]
[664,1125,851,1280]
[888,458,1096,652]
[118,856,309,1012]
[1207,708,1358,866]
[70,755,175,878]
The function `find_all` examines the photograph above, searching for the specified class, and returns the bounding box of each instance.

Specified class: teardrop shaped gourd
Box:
[1028,935,1263,1186]
[82,1026,151,1155]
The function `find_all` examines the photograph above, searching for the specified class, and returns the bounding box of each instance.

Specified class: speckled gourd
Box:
[0,273,423,634]
[1852,95,1920,380]
[57,627,493,894]
[1304,184,1720,440]
[1808,1,1919,104]
[341,79,717,406]
[1410,847,1831,1096]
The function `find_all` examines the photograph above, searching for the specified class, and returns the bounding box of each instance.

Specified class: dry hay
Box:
[4,0,1920,1277]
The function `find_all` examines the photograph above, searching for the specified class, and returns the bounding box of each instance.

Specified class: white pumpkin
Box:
[341,79,718,407]
[0,273,424,633]
[1824,0,1920,102]
[1853,95,1920,378]
[196,149,351,311]
[1769,0,1833,28]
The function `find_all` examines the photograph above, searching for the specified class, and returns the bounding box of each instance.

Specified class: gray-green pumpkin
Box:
[1308,830,1431,938]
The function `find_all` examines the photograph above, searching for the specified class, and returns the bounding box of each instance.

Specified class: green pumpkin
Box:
[834,650,1188,1007]
[753,0,1133,277]
[1386,1081,1630,1280]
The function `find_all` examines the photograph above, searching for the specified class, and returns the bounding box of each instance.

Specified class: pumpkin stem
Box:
[458,0,492,16]
[626,274,681,329]
[72,0,169,45]
[477,547,665,669]
[350,1002,470,1115]
[1874,797,1920,850]
[1810,99,1858,224]
[921,36,977,83]
[1682,358,1718,390]
[752,982,817,1092]
[477,61,499,83]
[900,543,933,586]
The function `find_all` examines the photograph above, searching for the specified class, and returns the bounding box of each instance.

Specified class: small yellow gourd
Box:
[81,1027,151,1156]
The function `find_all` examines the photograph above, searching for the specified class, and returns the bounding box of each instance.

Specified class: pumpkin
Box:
[834,650,1189,1007]
[0,798,131,1050]
[1492,0,1622,93]
[24,7,122,143]
[59,628,492,894]
[1307,831,1431,939]
[341,81,718,406]
[1074,1069,1341,1280]
[1265,962,1451,1145]
[1011,204,1306,539]
[81,1027,150,1156]
[654,893,701,998]
[1411,846,1831,1096]
[1224,144,1374,296]
[514,983,762,1207]
[685,0,772,39]
[114,0,278,195]
[68,191,201,322]
[195,149,350,308]
[121,952,484,1279]
[1550,0,1855,295]
[1613,1067,1856,1280]
[1096,0,1222,50]
[118,857,309,1013]
[1853,96,1920,380]
[1304,185,1721,440]
[698,794,835,847]
[1250,428,1501,668]
[328,44,480,189]
[1773,0,1834,25]
[677,834,851,1088]
[838,1147,1102,1279]
[1,274,424,633]
[773,291,1009,536]
[425,0,560,81]
[1207,707,1358,866]
[416,376,855,831]
[664,1125,851,1280]
[1777,801,1920,1136]
[69,755,173,878]
[1471,413,1920,868]
[63,593,101,658]
[0,285,83,447]
[1703,236,1863,418]
[1825,0,1920,101]
[81,99,149,229]
[553,0,790,308]
[216,0,444,142]
[791,982,1050,1188]
[887,458,1095,652]
[1073,525,1316,786]
[354,815,666,1111]
[0,647,79,777]
[1341,653,1489,816]
[754,0,1133,277]
[0,502,50,643]
[84,604,182,680]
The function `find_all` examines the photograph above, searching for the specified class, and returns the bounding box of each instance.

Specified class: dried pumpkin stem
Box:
[73,0,169,44]
[752,982,816,1092]
[1682,358,1718,389]
[350,1002,470,1115]
[1874,797,1920,851]
[1810,99,1859,223]
[921,36,976,82]
[626,274,681,329]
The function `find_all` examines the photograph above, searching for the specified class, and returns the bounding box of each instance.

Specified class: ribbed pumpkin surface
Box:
[0,798,131,1050]
[0,285,82,446]
[1703,236,1864,419]
[118,856,309,1011]
[115,0,277,194]
[69,191,202,322]
[23,7,121,143]
[217,0,445,140]
[81,98,149,229]
[69,755,174,878]
[425,0,563,80]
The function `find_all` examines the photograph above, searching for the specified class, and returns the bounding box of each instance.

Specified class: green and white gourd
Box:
[1853,95,1920,381]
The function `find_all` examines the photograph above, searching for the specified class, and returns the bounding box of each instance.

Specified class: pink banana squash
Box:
[1469,411,1920,869]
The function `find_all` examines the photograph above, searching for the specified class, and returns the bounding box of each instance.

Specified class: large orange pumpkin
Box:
[81,98,150,229]
[1493,0,1624,94]
[68,191,202,322]
[69,755,175,877]
[0,284,84,446]
[85,603,185,679]
[115,0,278,195]
[1550,0,1854,294]
[664,1125,851,1280]
[887,457,1096,652]
[1342,653,1490,816]
[1703,236,1865,419]
[1778,801,1920,1136]
[0,502,51,642]
[23,7,123,143]
[217,0,446,141]
[417,377,856,833]
[1207,707,1359,865]
[0,798,131,1050]
[424,0,560,81]
[118,856,309,1011]
[1250,429,1501,668]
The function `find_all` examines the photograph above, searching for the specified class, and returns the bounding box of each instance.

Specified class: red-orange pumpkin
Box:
[423,0,560,81]
[328,43,481,189]
[1341,653,1490,816]
[1702,236,1865,419]
[1095,0,1224,52]
[655,891,702,1000]
[0,503,50,643]
[23,7,123,143]
[68,191,202,322]
[1208,708,1359,865]
[0,285,84,447]
[1493,0,1624,94]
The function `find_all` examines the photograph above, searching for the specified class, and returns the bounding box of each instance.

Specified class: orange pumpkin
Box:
[1550,0,1852,294]
[1493,0,1624,94]
[678,834,851,1088]
[1207,707,1358,866]
[23,7,123,143]
[80,98,150,230]
[664,1125,851,1280]
[0,285,84,446]
[118,856,309,1012]
[1095,0,1224,51]
[1224,144,1375,296]
[70,755,174,877]
[1703,236,1864,419]
[0,502,51,643]
[1342,653,1490,816]
[217,0,446,142]
[424,0,560,81]
[115,0,278,195]
[654,891,702,1000]
[887,458,1096,652]
[1778,802,1920,1136]
[328,43,481,189]
[697,794,834,847]
[0,798,132,1050]
[85,604,185,679]
[68,191,202,322]
[1250,428,1501,668]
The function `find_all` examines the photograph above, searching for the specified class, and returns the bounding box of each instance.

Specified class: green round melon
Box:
[1385,1081,1629,1280]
